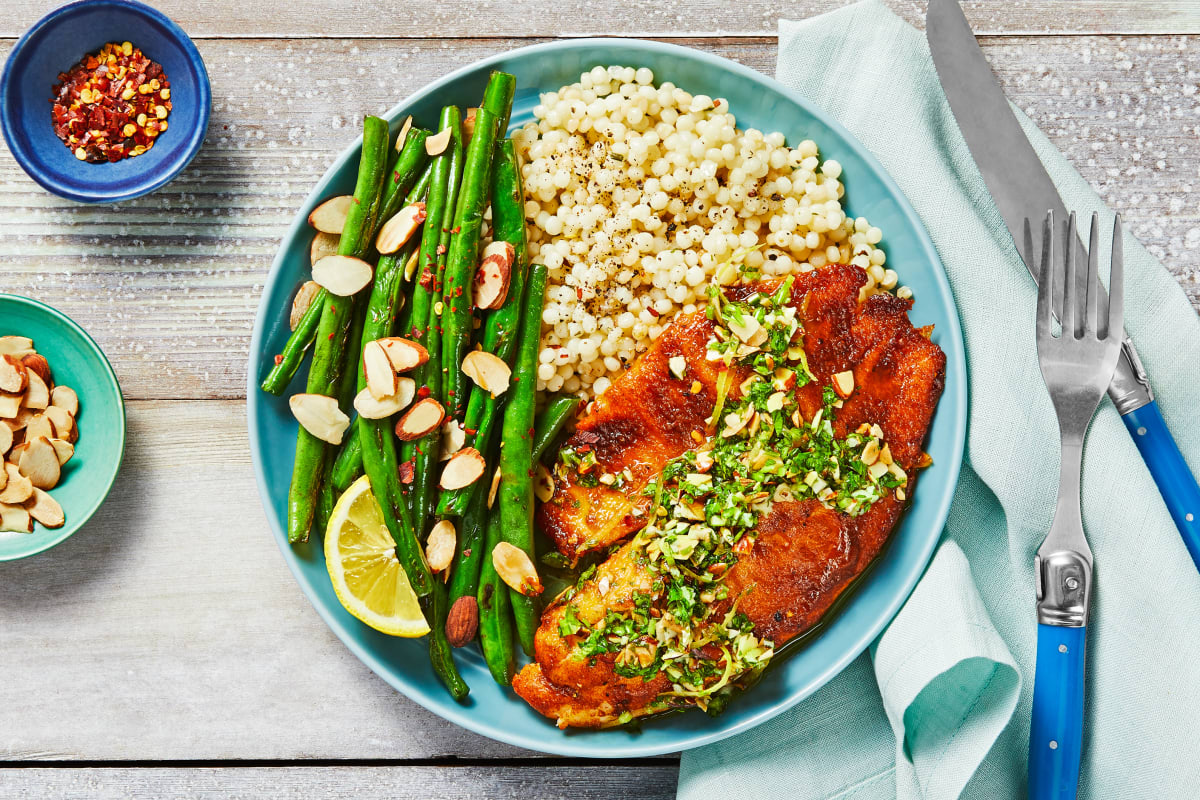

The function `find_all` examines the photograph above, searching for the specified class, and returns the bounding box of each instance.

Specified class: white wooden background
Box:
[1,1,1198,797]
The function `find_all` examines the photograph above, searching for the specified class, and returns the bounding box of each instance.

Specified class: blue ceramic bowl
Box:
[247,39,968,757]
[0,0,210,203]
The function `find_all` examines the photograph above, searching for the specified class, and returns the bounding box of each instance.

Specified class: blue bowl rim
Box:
[0,0,212,204]
[0,292,127,562]
[246,37,968,757]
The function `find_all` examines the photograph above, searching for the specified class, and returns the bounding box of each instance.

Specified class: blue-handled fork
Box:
[1023,210,1123,799]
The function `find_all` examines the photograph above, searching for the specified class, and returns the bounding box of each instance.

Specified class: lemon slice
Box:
[324,475,430,637]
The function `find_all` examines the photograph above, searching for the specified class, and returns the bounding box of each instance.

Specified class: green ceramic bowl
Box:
[0,295,125,561]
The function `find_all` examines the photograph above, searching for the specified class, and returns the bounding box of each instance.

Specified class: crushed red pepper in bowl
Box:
[50,41,172,164]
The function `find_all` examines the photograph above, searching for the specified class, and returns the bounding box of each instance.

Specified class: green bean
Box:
[287,115,390,543]
[438,137,528,518]
[440,72,516,420]
[260,286,322,395]
[447,483,487,607]
[398,106,463,532]
[330,433,364,494]
[263,129,429,399]
[377,127,430,229]
[499,263,548,655]
[477,510,516,684]
[532,395,581,463]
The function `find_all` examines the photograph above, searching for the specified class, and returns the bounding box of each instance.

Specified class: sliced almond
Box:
[403,248,421,282]
[0,424,11,457]
[473,241,515,310]
[727,314,762,345]
[375,202,427,255]
[25,414,54,443]
[7,406,33,431]
[461,350,511,396]
[440,420,465,461]
[23,370,49,411]
[308,194,354,234]
[353,378,415,420]
[487,466,502,508]
[50,438,74,466]
[290,281,323,330]
[45,405,76,443]
[0,393,20,419]
[377,337,429,373]
[439,447,486,490]
[534,463,554,503]
[394,397,445,441]
[20,354,52,386]
[0,336,35,359]
[0,458,6,490]
[492,542,544,596]
[310,231,340,267]
[832,370,855,399]
[395,116,412,151]
[18,436,61,490]
[463,107,478,139]
[0,502,32,533]
[425,127,452,156]
[0,463,33,504]
[0,355,27,394]
[362,340,398,400]
[24,488,64,529]
[51,385,79,417]
[312,255,374,297]
[289,393,351,444]
[425,519,456,572]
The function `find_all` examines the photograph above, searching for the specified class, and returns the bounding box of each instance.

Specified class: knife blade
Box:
[927,0,1200,570]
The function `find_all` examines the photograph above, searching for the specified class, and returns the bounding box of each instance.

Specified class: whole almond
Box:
[21,354,52,386]
[446,596,479,648]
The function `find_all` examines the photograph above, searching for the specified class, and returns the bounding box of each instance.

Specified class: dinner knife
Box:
[926,0,1200,573]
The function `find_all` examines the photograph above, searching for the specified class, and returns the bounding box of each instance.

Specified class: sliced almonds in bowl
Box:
[0,337,79,532]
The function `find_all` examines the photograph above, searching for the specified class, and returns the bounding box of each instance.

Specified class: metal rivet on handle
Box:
[1137,427,1147,436]
[1187,513,1195,522]
[1058,644,1068,653]
[1049,741,1059,750]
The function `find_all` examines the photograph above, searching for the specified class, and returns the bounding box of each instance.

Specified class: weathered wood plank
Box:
[0,399,540,760]
[0,765,679,799]
[5,0,1200,38]
[0,36,1196,403]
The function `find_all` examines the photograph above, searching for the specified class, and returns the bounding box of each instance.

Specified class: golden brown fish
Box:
[516,264,946,728]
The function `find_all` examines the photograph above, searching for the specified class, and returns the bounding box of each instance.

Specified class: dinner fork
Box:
[1023,210,1123,800]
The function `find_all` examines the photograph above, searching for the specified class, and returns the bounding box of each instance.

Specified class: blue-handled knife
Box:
[926,0,1200,568]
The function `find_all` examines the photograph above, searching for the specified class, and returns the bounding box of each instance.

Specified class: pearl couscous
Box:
[515,66,906,400]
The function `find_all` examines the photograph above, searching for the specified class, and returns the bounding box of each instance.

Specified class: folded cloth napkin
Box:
[678,2,1200,797]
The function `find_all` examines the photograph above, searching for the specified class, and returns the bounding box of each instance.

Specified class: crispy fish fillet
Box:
[537,312,750,561]
[515,264,946,728]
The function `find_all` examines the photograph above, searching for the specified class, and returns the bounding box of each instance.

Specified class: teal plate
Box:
[247,39,967,757]
[0,294,125,561]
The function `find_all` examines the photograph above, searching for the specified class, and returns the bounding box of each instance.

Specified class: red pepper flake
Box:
[417,386,431,399]
[576,287,584,301]
[647,307,659,317]
[327,332,335,340]
[463,427,477,435]
[274,354,283,365]
[50,41,172,163]
[462,548,472,558]
[450,226,461,234]
[398,460,415,484]
[436,245,447,255]
[419,268,434,290]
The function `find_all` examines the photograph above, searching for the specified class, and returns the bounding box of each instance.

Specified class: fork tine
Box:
[1108,214,1124,340]
[1037,211,1054,340]
[1063,212,1079,338]
[1085,213,1101,336]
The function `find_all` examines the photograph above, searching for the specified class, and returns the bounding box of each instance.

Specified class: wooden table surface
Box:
[2,1,1197,797]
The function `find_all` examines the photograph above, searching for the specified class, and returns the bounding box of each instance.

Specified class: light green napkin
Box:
[678,2,1200,797]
